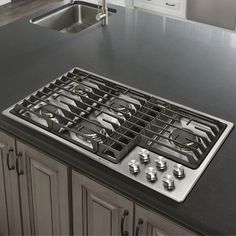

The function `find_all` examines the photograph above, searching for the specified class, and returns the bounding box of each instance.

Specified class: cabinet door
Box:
[72,171,133,236]
[0,131,22,236]
[16,142,70,236]
[135,205,199,236]
[0,138,9,235]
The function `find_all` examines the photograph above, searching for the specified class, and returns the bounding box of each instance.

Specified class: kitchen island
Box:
[1,1,236,235]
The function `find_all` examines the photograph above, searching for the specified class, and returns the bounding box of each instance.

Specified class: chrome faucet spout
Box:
[96,0,108,26]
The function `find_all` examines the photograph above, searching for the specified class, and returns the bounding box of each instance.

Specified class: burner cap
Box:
[77,121,107,142]
[74,84,93,97]
[169,128,199,150]
[40,105,59,118]
[109,99,135,116]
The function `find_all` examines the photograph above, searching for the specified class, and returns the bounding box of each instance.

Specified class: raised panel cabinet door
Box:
[0,140,9,235]
[16,142,70,236]
[72,171,134,236]
[134,205,199,236]
[0,131,22,236]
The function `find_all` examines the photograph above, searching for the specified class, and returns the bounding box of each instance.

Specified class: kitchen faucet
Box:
[96,0,108,26]
[71,0,108,26]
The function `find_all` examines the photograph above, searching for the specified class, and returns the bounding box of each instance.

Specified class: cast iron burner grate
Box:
[7,68,228,169]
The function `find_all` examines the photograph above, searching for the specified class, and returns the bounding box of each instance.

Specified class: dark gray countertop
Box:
[1,2,236,234]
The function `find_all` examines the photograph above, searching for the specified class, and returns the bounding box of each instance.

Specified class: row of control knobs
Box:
[128,149,186,191]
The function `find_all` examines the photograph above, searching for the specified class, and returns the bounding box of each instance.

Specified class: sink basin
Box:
[31,1,116,34]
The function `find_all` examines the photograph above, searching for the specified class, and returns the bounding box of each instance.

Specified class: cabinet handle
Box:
[16,152,24,176]
[135,218,144,236]
[6,147,15,171]
[166,2,176,7]
[121,210,129,236]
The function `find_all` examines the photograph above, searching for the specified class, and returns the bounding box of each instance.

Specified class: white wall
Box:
[0,0,11,6]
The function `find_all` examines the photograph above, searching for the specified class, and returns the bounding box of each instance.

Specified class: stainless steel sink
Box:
[31,2,116,34]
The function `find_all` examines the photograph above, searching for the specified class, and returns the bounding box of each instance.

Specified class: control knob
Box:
[163,175,175,191]
[139,148,150,163]
[173,164,185,179]
[145,167,157,182]
[128,160,140,174]
[155,156,167,171]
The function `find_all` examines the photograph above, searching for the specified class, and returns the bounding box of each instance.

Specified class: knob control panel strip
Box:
[114,146,212,202]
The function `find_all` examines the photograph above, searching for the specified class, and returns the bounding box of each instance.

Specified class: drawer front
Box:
[134,0,164,9]
[108,0,126,7]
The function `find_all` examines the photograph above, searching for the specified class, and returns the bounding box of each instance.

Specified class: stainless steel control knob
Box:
[155,156,167,171]
[139,148,150,163]
[173,164,185,179]
[145,167,157,182]
[128,160,140,174]
[163,175,175,191]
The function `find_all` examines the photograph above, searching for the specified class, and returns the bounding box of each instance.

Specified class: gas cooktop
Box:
[3,67,233,202]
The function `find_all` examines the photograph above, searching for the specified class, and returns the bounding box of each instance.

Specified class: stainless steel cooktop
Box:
[3,67,233,202]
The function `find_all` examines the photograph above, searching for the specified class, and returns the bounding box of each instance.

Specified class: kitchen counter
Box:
[1,2,236,234]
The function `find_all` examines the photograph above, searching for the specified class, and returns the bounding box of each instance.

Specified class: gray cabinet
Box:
[0,140,8,235]
[0,130,198,236]
[16,141,70,236]
[0,132,22,236]
[134,205,198,236]
[72,171,198,236]
[72,171,134,236]
[0,131,70,236]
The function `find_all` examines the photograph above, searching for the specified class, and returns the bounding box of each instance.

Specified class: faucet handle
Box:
[96,12,106,22]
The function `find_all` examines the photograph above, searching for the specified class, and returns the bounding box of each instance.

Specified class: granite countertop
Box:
[1,2,236,234]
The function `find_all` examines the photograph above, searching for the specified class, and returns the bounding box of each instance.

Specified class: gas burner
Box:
[40,105,60,119]
[74,84,93,97]
[76,120,107,143]
[37,104,68,132]
[108,99,136,117]
[169,128,199,151]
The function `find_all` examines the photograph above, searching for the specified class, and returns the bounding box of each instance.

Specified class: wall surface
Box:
[187,0,236,30]
[0,0,11,6]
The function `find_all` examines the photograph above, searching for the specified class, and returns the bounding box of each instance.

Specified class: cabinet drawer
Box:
[134,0,164,9]
[134,0,186,18]
[108,0,126,6]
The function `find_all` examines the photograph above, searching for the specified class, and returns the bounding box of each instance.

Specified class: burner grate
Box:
[9,68,228,168]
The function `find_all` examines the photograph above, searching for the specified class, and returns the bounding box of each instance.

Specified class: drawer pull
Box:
[16,152,24,176]
[121,210,129,236]
[166,2,176,7]
[135,218,144,236]
[6,147,15,171]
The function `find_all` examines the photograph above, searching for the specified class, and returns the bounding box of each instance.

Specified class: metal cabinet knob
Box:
[139,149,150,163]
